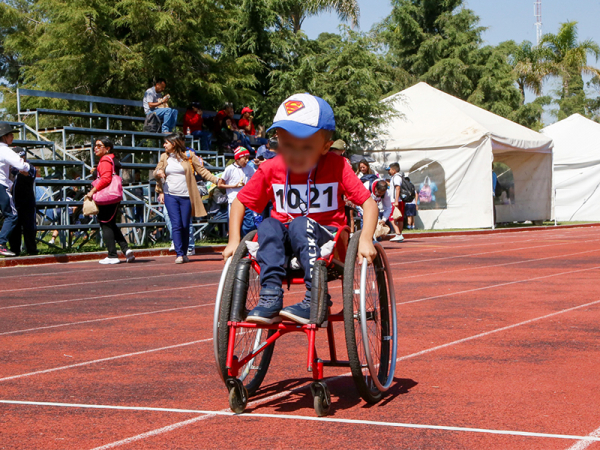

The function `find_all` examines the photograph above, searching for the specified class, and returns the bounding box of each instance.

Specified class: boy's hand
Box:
[358,238,377,265]
[222,240,239,260]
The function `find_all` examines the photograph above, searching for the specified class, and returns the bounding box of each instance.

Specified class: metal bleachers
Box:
[4,87,231,251]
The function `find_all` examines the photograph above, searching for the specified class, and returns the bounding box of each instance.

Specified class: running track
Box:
[1,226,600,449]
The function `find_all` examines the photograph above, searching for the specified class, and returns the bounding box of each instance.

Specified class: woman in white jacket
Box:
[0,124,30,257]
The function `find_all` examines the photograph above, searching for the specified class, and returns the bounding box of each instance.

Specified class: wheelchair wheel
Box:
[215,230,275,397]
[343,231,398,403]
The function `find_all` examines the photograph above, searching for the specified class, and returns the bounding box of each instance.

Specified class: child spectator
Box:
[9,149,38,256]
[387,162,405,242]
[405,177,419,230]
[238,107,256,135]
[183,102,213,150]
[371,180,393,224]
[223,93,378,325]
[219,147,256,235]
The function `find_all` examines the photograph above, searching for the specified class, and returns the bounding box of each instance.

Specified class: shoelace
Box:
[258,295,281,308]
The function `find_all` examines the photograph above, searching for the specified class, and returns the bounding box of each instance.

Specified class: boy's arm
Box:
[394,185,401,206]
[222,198,245,260]
[358,197,378,265]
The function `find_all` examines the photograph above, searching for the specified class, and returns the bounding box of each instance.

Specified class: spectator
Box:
[219,146,256,236]
[154,132,220,264]
[329,139,347,157]
[405,177,419,230]
[0,123,30,257]
[214,102,234,135]
[356,159,377,177]
[238,107,256,135]
[387,162,405,242]
[143,78,178,133]
[85,138,135,264]
[249,137,278,170]
[183,102,213,150]
[7,149,37,256]
[371,180,393,239]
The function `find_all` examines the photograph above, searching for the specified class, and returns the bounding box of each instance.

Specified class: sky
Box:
[303,0,600,121]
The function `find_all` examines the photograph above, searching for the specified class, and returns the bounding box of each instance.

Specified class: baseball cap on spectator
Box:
[267,93,335,138]
[234,146,250,160]
[0,123,19,138]
[331,139,346,151]
[241,107,253,115]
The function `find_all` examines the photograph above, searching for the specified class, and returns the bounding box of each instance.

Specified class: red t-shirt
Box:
[94,154,116,191]
[213,110,229,133]
[237,152,371,228]
[238,118,256,135]
[183,110,203,133]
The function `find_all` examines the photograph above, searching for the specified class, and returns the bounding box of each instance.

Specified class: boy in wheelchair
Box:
[222,93,379,325]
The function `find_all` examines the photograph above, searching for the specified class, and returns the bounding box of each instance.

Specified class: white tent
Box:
[542,114,600,222]
[370,82,554,229]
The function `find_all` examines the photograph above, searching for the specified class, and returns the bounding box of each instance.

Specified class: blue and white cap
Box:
[267,93,335,138]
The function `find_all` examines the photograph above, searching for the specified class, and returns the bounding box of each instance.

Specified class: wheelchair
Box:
[213,226,398,417]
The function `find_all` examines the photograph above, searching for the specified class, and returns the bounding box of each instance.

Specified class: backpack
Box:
[400,177,416,203]
[143,112,162,133]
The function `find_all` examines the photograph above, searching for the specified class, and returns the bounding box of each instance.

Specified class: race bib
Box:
[273,183,338,215]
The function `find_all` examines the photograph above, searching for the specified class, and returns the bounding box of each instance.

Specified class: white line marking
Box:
[566,426,600,450]
[398,265,600,306]
[90,414,215,450]
[0,338,212,382]
[0,303,214,337]
[398,247,600,281]
[391,238,600,267]
[1,400,599,443]
[1,270,222,294]
[0,282,218,311]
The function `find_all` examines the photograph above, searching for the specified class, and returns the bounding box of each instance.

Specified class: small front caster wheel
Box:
[310,381,331,417]
[227,378,248,414]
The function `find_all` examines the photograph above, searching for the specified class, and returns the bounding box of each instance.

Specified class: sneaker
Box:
[187,247,195,256]
[390,234,405,242]
[175,256,185,264]
[182,255,190,263]
[125,249,135,263]
[279,297,311,325]
[99,257,120,265]
[169,243,175,252]
[0,245,16,257]
[246,288,284,324]
[48,238,55,245]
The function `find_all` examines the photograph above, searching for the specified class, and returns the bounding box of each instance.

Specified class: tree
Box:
[541,21,600,119]
[271,0,360,33]
[505,40,555,102]
[378,0,485,99]
[1,0,259,117]
[268,29,395,149]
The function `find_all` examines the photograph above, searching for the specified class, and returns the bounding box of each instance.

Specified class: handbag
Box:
[92,157,123,205]
[83,198,99,216]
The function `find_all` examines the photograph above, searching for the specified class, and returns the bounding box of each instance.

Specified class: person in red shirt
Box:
[85,137,135,265]
[213,102,234,135]
[238,107,256,135]
[223,93,378,325]
[183,102,213,150]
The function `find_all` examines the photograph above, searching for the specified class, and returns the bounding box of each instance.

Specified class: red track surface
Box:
[2,226,600,449]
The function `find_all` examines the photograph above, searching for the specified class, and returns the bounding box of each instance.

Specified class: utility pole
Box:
[534,0,543,45]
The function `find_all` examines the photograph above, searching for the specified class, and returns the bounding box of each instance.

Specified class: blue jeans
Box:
[163,194,192,257]
[150,108,178,133]
[163,204,195,252]
[0,184,18,246]
[192,130,213,151]
[256,217,334,293]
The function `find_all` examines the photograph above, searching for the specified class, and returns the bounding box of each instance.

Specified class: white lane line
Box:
[0,303,214,337]
[90,414,215,450]
[391,238,600,267]
[0,338,212,382]
[1,269,222,294]
[398,247,600,282]
[566,426,600,450]
[1,400,599,443]
[398,265,600,306]
[0,282,218,311]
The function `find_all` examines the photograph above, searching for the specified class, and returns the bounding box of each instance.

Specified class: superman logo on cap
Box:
[284,100,305,115]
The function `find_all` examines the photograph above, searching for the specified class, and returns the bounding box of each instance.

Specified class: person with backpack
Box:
[387,162,405,242]
[405,177,419,230]
[143,78,177,133]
